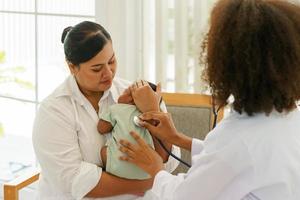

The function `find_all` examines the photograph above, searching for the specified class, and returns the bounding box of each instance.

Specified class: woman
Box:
[119,0,300,199]
[32,21,179,200]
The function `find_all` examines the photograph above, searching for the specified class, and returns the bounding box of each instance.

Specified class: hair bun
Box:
[61,26,73,43]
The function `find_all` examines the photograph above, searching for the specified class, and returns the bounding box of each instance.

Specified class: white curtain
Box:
[95,0,143,81]
[95,0,217,93]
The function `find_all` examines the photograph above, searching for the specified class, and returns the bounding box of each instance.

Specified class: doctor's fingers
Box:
[119,139,138,152]
[129,131,149,148]
[119,146,136,158]
[139,121,159,134]
[140,111,169,122]
[119,155,135,163]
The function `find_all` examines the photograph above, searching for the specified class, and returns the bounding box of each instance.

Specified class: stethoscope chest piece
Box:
[133,116,142,127]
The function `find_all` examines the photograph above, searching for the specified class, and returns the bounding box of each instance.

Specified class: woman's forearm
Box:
[85,171,153,198]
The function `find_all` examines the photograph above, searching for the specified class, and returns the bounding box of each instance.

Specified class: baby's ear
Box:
[118,93,134,104]
[123,88,131,95]
[117,95,124,103]
[118,90,127,103]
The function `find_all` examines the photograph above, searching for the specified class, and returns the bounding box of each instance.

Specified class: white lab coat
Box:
[150,110,300,200]
[32,75,180,200]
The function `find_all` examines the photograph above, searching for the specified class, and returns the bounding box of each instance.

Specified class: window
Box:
[141,0,217,93]
[0,0,95,191]
[95,0,216,93]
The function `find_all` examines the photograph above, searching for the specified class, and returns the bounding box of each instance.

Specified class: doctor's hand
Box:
[129,80,162,113]
[119,131,164,178]
[139,111,180,144]
[139,112,192,151]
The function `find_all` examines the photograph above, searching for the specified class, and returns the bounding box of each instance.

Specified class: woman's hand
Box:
[129,80,161,113]
[119,131,164,177]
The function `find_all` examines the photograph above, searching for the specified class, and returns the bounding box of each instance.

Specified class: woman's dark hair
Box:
[202,0,300,115]
[61,21,111,65]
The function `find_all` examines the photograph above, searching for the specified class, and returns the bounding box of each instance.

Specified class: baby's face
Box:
[118,88,134,104]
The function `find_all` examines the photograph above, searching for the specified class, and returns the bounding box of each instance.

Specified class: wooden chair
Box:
[3,93,223,199]
[3,168,40,200]
[162,93,224,174]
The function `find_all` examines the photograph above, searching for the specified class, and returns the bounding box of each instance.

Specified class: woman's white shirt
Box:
[32,75,180,200]
[150,110,300,200]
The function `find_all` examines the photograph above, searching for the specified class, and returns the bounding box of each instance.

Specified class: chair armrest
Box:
[4,169,40,200]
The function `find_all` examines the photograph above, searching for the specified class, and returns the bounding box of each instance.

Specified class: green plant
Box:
[0,51,5,62]
[0,122,4,138]
[0,51,34,90]
[0,51,35,137]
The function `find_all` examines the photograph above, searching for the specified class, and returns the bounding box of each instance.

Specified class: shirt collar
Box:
[55,75,119,105]
[108,81,120,103]
[101,80,119,104]
[69,75,86,106]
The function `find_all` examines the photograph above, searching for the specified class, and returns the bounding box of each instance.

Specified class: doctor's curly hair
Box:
[201,0,300,116]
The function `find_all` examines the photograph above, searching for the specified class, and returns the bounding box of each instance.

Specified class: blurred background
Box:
[0,0,217,198]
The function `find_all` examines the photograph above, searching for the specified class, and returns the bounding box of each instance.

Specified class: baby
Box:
[98,83,162,180]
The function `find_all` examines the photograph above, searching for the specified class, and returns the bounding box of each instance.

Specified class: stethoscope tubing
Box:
[158,104,221,169]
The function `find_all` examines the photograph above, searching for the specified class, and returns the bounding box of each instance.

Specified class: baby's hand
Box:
[133,116,159,127]
[98,119,113,134]
[130,80,161,113]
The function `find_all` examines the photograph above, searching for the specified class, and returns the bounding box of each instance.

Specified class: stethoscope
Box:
[133,104,222,169]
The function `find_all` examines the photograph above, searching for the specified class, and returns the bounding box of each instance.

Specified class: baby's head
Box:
[118,88,134,104]
[118,82,158,104]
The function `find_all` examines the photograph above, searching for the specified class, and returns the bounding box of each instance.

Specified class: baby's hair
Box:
[148,82,157,92]
[147,82,163,104]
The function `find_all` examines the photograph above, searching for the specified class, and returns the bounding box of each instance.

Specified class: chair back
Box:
[162,93,224,174]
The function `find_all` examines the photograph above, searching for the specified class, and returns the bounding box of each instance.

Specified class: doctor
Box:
[119,0,300,199]
[32,21,180,200]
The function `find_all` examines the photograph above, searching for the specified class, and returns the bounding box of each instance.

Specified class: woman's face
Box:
[70,41,117,95]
